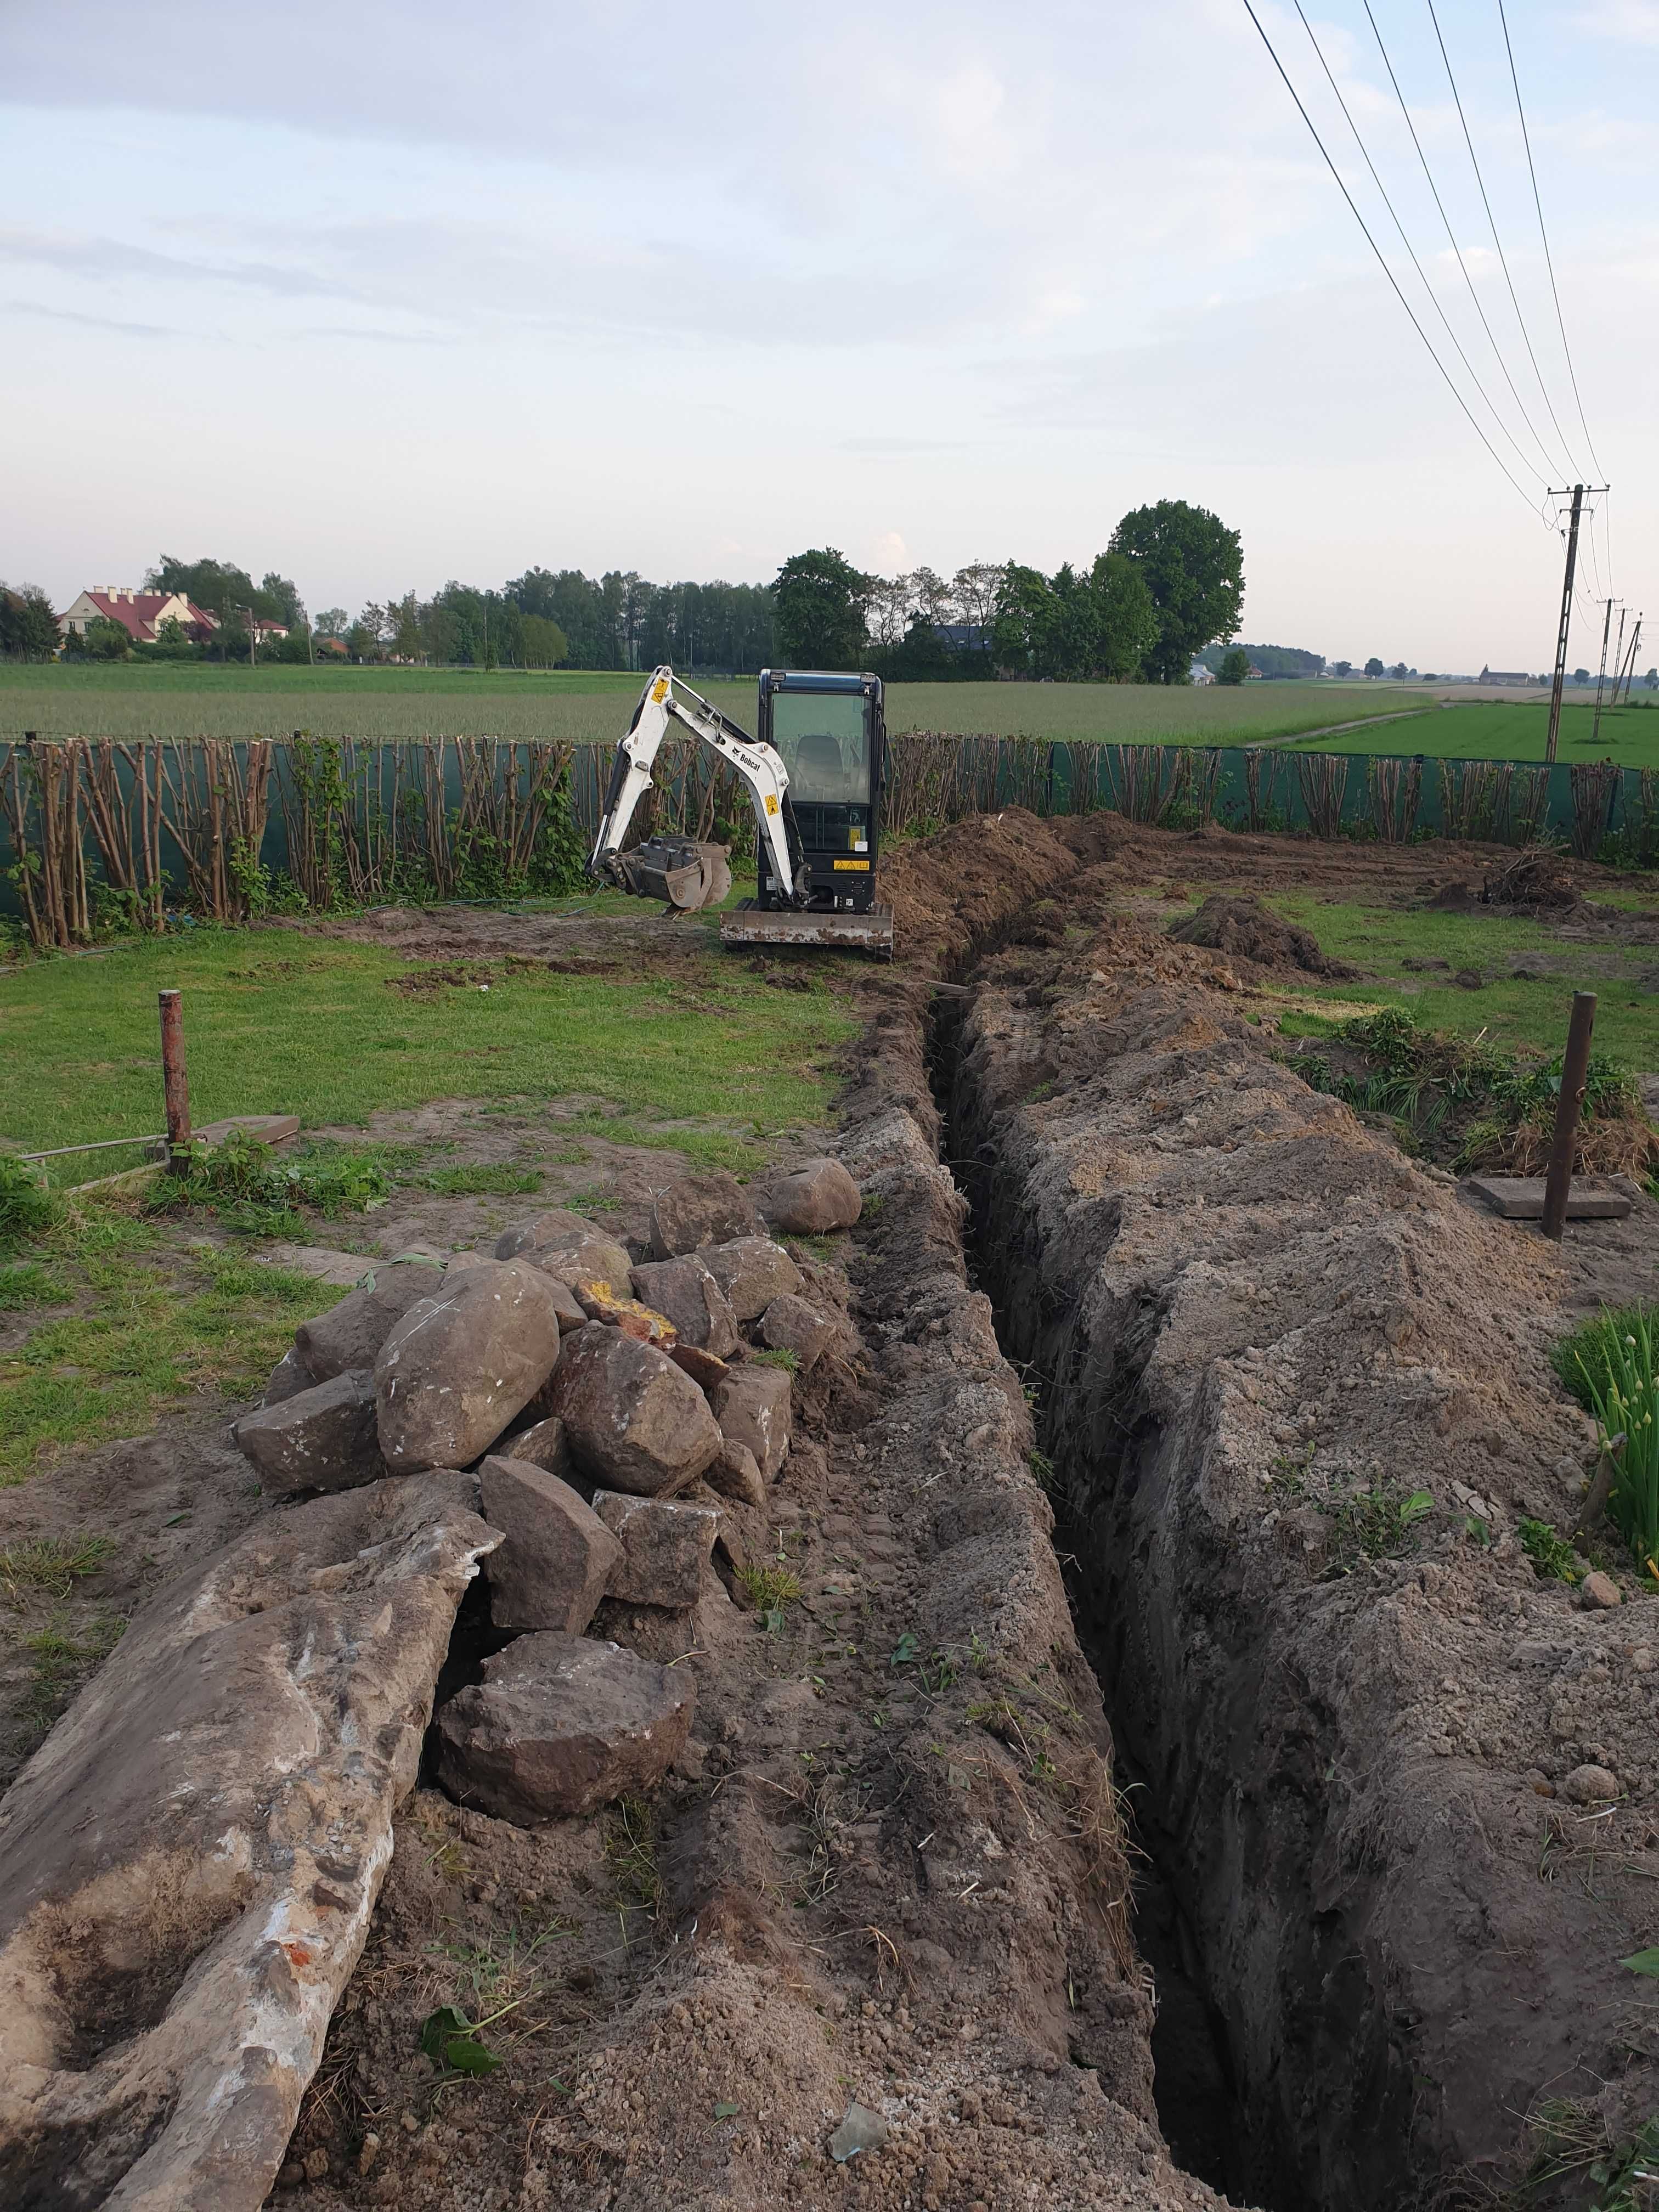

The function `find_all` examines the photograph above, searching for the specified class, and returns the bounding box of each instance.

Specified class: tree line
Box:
[1,498,1249,684]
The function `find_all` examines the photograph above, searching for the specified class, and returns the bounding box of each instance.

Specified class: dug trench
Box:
[3,808,1654,2212]
[929,819,1659,2211]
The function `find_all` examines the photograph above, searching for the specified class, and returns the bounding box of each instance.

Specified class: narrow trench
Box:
[924,983,1308,2212]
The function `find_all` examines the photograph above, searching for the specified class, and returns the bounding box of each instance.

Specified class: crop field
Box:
[1288,695,1659,766]
[0,661,1430,747]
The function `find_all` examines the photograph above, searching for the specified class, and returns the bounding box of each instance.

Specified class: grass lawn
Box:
[1287,698,1659,766]
[0,659,1431,747]
[1247,893,1659,1073]
[0,925,857,1162]
[0,917,859,1485]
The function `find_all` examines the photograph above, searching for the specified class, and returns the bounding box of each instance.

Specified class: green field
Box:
[0,662,1430,747]
[1288,697,1659,768]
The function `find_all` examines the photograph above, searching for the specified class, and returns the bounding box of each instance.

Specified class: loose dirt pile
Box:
[946,862,1659,2209]
[1166,893,1355,978]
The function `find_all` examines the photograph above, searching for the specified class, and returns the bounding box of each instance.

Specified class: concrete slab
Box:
[1463,1175,1634,1221]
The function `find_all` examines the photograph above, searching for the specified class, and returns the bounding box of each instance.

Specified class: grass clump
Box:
[750,1347,799,1373]
[0,1262,71,1311]
[736,1562,802,1633]
[422,1162,543,1197]
[0,1532,115,1604]
[1554,1305,1659,1572]
[603,1793,663,1912]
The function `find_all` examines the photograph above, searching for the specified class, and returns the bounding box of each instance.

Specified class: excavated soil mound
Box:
[1166,893,1356,978]
[947,871,1659,2210]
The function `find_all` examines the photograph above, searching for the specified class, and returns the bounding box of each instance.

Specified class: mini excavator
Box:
[588,664,894,956]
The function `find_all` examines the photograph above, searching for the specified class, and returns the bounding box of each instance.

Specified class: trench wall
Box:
[941,910,1658,2210]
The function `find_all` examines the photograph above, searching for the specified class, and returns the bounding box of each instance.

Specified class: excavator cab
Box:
[720,669,894,955]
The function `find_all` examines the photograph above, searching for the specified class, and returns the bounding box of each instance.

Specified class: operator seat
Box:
[795,732,845,798]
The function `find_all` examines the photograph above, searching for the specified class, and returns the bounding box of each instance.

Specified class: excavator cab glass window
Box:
[770,692,870,805]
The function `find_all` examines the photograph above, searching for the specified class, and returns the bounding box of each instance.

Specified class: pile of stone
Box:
[230,1163,859,1827]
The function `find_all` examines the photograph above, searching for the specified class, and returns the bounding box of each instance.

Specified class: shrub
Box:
[1557,1306,1659,1571]
[0,1155,58,1251]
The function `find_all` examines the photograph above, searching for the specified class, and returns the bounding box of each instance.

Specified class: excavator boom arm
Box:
[589,667,800,907]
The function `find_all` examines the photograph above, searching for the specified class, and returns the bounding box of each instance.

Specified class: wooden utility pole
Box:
[1541,992,1598,1241]
[1545,484,1587,764]
[1617,614,1643,704]
[1592,597,1617,753]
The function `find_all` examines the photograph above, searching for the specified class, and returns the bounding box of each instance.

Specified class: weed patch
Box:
[736,1562,802,1633]
[0,1532,115,1604]
[1284,1005,1650,1176]
[1519,1518,1587,1585]
[1554,1306,1659,1571]
[0,1156,58,1251]
[603,1793,663,1912]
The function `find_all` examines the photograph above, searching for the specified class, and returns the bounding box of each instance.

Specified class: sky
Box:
[0,0,1653,673]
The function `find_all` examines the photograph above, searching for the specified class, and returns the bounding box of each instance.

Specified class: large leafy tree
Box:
[1087,551,1158,681]
[0,583,61,658]
[1108,500,1244,684]
[772,548,871,669]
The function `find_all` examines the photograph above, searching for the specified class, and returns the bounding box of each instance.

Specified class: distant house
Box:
[1189,659,1215,685]
[250,617,289,643]
[1478,666,1534,687]
[59,586,218,645]
[931,622,989,655]
[315,636,349,658]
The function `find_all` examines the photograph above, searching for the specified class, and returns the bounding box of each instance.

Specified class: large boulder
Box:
[497,1415,573,1479]
[479,1454,621,1634]
[0,1472,496,2212]
[375,1260,563,1473]
[433,1632,695,1823]
[293,1257,444,1383]
[262,1345,314,1407]
[232,1369,382,1497]
[705,1436,766,1508]
[591,1491,719,1609]
[495,1210,633,1298]
[752,1156,862,1235]
[647,1171,762,1261]
[629,1254,740,1356]
[546,1324,723,1497]
[711,1364,793,1480]
[757,1292,835,1372]
[701,1237,803,1323]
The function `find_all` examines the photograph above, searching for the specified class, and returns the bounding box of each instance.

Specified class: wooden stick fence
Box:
[0,731,1646,951]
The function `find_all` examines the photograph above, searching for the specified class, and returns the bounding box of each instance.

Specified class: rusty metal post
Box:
[1541,991,1598,1240]
[157,988,192,1174]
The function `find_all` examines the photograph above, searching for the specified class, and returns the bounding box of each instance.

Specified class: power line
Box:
[1424,0,1584,482]
[1360,1,1568,487]
[1238,0,1543,516]
[1496,0,1606,483]
[1291,1,1548,492]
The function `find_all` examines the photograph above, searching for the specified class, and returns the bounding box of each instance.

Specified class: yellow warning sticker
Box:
[833,859,871,871]
[764,794,779,816]
[651,676,669,703]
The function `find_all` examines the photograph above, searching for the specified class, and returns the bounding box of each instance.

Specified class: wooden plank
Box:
[194,1114,300,1149]
[1464,1175,1633,1221]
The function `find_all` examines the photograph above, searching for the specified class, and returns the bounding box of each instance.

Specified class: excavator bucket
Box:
[608,837,732,912]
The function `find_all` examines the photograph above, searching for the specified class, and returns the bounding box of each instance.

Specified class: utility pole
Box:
[1545,484,1586,764]
[1619,616,1643,703]
[1591,596,1617,753]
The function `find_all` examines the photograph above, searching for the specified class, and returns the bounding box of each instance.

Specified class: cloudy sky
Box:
[1,0,1652,670]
